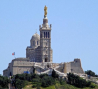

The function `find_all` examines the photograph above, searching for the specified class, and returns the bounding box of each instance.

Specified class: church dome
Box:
[30,33,40,48]
[31,33,40,40]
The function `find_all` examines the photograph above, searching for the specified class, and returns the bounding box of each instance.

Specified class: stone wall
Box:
[63,59,84,74]
[71,59,84,74]
[3,58,84,77]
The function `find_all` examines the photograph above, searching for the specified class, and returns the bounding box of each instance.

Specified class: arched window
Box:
[46,32,47,38]
[41,34,42,38]
[45,58,48,62]
[10,72,12,76]
[37,41,38,45]
[48,32,49,38]
[44,32,45,38]
[33,41,35,46]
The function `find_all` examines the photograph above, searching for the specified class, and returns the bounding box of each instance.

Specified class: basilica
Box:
[3,6,84,77]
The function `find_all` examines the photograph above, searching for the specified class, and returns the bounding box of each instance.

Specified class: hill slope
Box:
[23,82,98,89]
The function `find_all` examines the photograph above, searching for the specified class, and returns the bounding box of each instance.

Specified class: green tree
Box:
[40,74,48,78]
[67,73,91,88]
[85,70,95,76]
[15,79,25,89]
[41,76,55,87]
[0,75,10,88]
[52,69,59,78]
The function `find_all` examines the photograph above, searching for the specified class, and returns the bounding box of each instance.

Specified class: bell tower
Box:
[39,6,53,62]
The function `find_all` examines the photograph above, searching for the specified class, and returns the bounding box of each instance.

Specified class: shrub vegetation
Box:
[0,75,10,89]
[1,70,98,89]
[67,73,92,88]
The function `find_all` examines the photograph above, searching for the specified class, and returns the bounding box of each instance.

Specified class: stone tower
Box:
[39,6,53,62]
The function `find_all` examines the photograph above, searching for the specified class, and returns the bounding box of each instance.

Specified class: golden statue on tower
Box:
[44,5,47,16]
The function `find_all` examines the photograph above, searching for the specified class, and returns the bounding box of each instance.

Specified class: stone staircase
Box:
[54,69,67,77]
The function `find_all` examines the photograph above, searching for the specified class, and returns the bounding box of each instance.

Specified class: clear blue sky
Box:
[0,0,98,75]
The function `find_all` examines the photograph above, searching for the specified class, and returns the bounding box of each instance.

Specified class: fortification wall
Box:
[3,69,8,77]
[70,59,84,74]
[13,61,34,67]
[66,62,71,73]
[63,62,71,73]
[3,58,84,77]
[13,66,33,75]
[63,59,84,74]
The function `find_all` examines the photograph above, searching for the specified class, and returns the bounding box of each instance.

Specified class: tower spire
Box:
[39,6,52,63]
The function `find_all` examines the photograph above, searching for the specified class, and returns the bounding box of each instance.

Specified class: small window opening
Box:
[47,65,49,68]
[45,58,48,62]
[41,34,42,38]
[33,41,35,46]
[37,41,38,45]
[44,32,45,38]
[46,32,47,38]
[48,32,49,38]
